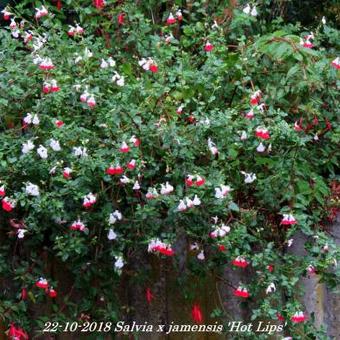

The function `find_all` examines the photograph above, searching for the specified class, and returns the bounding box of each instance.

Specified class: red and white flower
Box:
[176,9,183,21]
[294,120,303,132]
[138,58,158,73]
[129,135,141,147]
[63,167,72,179]
[35,6,48,19]
[55,120,64,128]
[166,13,176,25]
[215,185,232,199]
[255,127,270,140]
[291,311,306,323]
[48,288,57,298]
[233,286,249,298]
[1,8,12,20]
[307,264,316,275]
[300,33,314,49]
[23,31,33,44]
[331,57,340,70]
[9,18,16,29]
[245,109,255,119]
[146,187,159,199]
[87,96,96,108]
[68,24,84,37]
[186,175,205,187]
[208,138,218,155]
[209,223,230,238]
[39,58,54,70]
[281,214,297,225]
[127,159,136,170]
[36,277,48,289]
[232,256,249,268]
[50,79,60,92]
[82,193,96,208]
[106,164,124,175]
[148,239,174,256]
[204,41,214,52]
[70,220,86,231]
[250,90,262,105]
[176,105,184,114]
[119,142,130,153]
[2,197,16,212]
[0,185,5,197]
[80,91,89,102]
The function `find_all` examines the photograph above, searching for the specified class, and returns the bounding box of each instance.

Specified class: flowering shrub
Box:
[0,0,339,338]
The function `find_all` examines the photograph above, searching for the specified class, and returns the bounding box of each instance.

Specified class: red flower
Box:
[276,312,285,321]
[36,278,48,289]
[118,13,125,25]
[255,127,270,140]
[232,256,249,268]
[127,159,136,170]
[195,176,205,186]
[218,244,226,252]
[55,120,64,128]
[146,288,154,304]
[2,198,15,212]
[166,13,176,25]
[21,288,27,300]
[48,288,57,298]
[8,323,28,340]
[185,176,194,187]
[233,287,249,298]
[154,246,175,256]
[267,264,274,272]
[93,0,105,9]
[204,41,214,52]
[149,64,158,73]
[119,142,130,153]
[106,165,124,175]
[191,304,203,324]
[0,186,5,197]
[291,311,306,323]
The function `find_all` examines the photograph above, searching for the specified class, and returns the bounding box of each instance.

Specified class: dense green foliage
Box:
[0,1,339,339]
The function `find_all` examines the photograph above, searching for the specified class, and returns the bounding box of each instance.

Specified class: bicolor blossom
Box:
[1,8,12,20]
[35,6,48,19]
[250,90,262,105]
[215,185,232,199]
[232,256,249,268]
[127,159,136,170]
[208,138,218,155]
[300,32,314,48]
[39,58,54,70]
[291,311,306,323]
[0,185,5,197]
[70,220,86,231]
[82,193,96,208]
[204,41,214,52]
[68,24,84,37]
[25,182,40,196]
[106,165,124,175]
[281,214,297,225]
[138,58,158,73]
[176,10,183,21]
[245,109,255,119]
[255,127,270,140]
[148,239,174,256]
[210,223,230,238]
[119,141,130,153]
[130,135,141,147]
[331,57,340,69]
[2,197,16,212]
[186,175,205,187]
[166,13,176,25]
[36,277,48,289]
[146,188,159,199]
[234,286,249,298]
[63,167,72,179]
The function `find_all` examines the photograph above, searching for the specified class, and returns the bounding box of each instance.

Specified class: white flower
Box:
[107,57,116,67]
[22,140,35,154]
[215,185,232,199]
[17,229,27,239]
[112,72,125,86]
[186,195,201,208]
[120,175,130,184]
[251,6,257,16]
[256,142,266,153]
[322,16,326,25]
[243,4,251,14]
[107,229,117,240]
[190,243,200,250]
[114,256,124,269]
[109,210,122,225]
[197,250,205,260]
[50,139,61,151]
[208,138,218,155]
[210,223,230,238]
[160,182,174,195]
[177,200,187,211]
[266,283,276,294]
[32,114,40,125]
[100,59,109,68]
[133,181,140,190]
[25,182,40,196]
[240,131,248,140]
[84,48,93,58]
[73,146,88,157]
[37,145,48,159]
[241,171,256,183]
[287,239,294,247]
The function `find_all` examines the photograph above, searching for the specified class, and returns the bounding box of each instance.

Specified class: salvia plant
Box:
[0,0,339,339]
